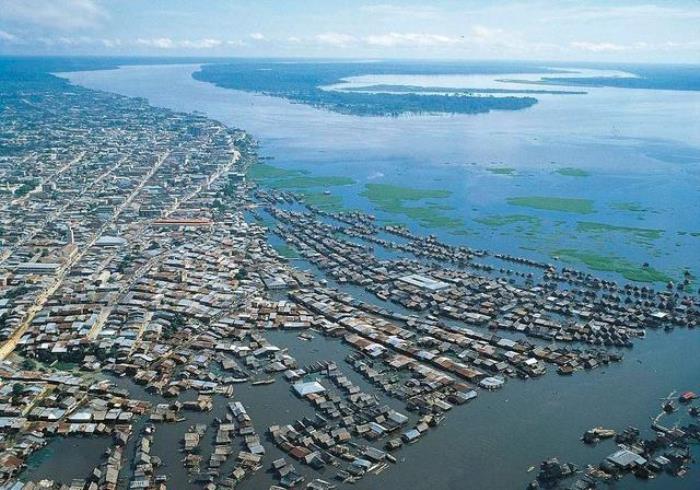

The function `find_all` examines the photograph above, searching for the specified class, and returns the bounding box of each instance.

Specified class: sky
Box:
[0,0,699,63]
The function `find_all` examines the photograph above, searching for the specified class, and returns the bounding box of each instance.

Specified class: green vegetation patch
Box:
[248,163,355,189]
[361,183,462,229]
[273,244,300,259]
[299,191,346,212]
[475,214,541,227]
[486,167,517,175]
[555,167,590,177]
[266,175,355,189]
[247,163,306,180]
[13,180,39,197]
[341,84,586,95]
[507,196,595,214]
[450,229,478,237]
[552,249,672,283]
[194,64,538,116]
[363,183,451,202]
[611,201,649,213]
[399,207,463,229]
[576,221,664,241]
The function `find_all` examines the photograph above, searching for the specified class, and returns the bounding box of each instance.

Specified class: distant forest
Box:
[193,61,541,116]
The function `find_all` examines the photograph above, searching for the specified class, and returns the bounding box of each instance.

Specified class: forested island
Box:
[193,61,539,116]
[339,83,586,95]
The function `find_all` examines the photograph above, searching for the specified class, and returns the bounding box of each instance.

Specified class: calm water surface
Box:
[62,64,700,284]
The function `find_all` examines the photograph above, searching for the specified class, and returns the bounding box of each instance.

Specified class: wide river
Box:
[43,63,700,489]
[62,64,700,284]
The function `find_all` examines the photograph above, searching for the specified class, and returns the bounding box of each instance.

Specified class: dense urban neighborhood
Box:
[0,68,698,490]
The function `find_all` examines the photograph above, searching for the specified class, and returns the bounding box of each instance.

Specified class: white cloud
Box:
[0,0,107,30]
[359,4,440,19]
[470,25,506,44]
[0,29,18,42]
[101,38,121,48]
[180,38,222,49]
[545,4,700,22]
[569,40,700,54]
[315,32,357,47]
[570,41,628,53]
[249,32,266,40]
[364,32,462,48]
[136,37,174,49]
[135,37,225,50]
[33,35,109,47]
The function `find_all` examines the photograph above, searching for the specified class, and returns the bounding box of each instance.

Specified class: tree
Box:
[21,359,36,370]
[12,383,25,397]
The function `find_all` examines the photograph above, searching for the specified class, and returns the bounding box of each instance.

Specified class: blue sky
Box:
[0,0,698,62]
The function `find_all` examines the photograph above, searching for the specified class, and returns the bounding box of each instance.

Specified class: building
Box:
[14,263,61,275]
[606,449,647,469]
[293,381,326,397]
[398,274,449,291]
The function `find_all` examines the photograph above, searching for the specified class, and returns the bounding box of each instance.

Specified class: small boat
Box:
[679,391,698,403]
[592,427,616,439]
[251,377,275,386]
[582,427,616,444]
[663,400,676,413]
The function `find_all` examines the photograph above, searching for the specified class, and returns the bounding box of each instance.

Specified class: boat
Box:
[252,377,275,386]
[557,365,574,376]
[679,391,698,403]
[582,427,616,443]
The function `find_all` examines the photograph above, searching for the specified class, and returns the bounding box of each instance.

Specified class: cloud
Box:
[359,4,440,19]
[135,37,225,50]
[0,0,107,30]
[470,25,506,44]
[364,32,462,48]
[249,32,266,40]
[569,40,700,54]
[545,4,700,23]
[100,38,121,48]
[0,29,18,42]
[464,25,558,54]
[570,41,628,53]
[136,37,174,49]
[315,32,357,47]
[180,38,222,49]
